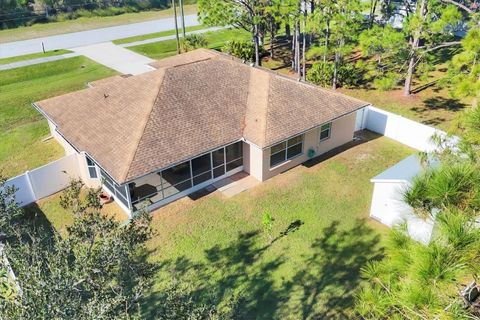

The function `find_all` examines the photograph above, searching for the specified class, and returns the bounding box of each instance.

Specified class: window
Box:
[100,169,130,208]
[212,148,225,178]
[225,142,243,172]
[86,156,98,179]
[320,123,332,141]
[270,134,304,167]
[128,141,244,211]
[191,154,212,186]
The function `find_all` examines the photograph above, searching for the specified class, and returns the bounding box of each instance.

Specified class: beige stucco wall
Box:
[47,120,76,156]
[47,120,101,188]
[245,112,356,181]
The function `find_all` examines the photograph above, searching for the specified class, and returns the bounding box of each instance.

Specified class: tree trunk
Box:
[286,23,291,38]
[333,51,339,90]
[369,0,378,28]
[172,0,180,54]
[323,18,330,63]
[404,51,416,96]
[179,0,186,37]
[403,0,426,96]
[302,0,307,80]
[254,24,261,66]
[296,20,301,76]
[291,24,296,70]
[270,24,275,58]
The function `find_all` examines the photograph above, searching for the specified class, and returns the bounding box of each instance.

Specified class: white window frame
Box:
[320,123,332,142]
[129,142,243,208]
[85,156,98,179]
[270,134,304,168]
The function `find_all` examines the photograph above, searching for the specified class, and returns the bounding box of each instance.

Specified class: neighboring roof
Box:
[36,49,369,184]
[371,154,439,183]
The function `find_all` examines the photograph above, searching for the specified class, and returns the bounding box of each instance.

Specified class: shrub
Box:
[373,72,399,91]
[307,61,334,87]
[222,40,255,62]
[338,62,365,88]
[180,33,208,52]
[307,61,364,88]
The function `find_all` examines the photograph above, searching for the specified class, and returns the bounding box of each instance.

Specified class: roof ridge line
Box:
[123,69,166,182]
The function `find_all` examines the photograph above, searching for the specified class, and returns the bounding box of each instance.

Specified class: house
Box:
[34,49,369,216]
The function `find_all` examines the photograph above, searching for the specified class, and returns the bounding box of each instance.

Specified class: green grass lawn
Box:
[34,133,413,319]
[128,28,251,60]
[262,43,469,133]
[0,56,117,178]
[339,84,470,133]
[113,24,208,45]
[0,5,197,43]
[0,49,71,65]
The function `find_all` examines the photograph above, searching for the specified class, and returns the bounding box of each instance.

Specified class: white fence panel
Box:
[28,154,81,200]
[4,153,81,207]
[4,174,35,205]
[364,106,446,152]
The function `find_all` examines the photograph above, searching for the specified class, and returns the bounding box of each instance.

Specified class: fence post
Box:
[25,170,37,202]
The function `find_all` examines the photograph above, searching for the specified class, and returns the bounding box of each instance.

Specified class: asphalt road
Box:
[0,14,199,59]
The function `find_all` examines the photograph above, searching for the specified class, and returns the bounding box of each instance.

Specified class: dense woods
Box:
[199,0,479,97]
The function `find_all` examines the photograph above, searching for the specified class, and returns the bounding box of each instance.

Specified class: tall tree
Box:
[328,0,362,89]
[198,0,267,66]
[0,179,156,319]
[401,0,468,96]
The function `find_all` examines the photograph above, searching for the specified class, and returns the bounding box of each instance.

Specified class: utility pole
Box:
[179,0,186,37]
[172,0,180,54]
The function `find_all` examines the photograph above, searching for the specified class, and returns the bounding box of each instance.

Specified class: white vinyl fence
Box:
[4,153,81,207]
[361,106,456,244]
[359,105,448,152]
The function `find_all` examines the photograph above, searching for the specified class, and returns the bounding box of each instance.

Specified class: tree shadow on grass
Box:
[286,219,383,319]
[418,96,467,113]
[142,219,382,319]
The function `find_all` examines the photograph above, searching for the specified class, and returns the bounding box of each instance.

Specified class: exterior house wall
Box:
[47,120,102,189]
[77,152,102,189]
[259,112,356,181]
[243,141,264,181]
[47,120,76,155]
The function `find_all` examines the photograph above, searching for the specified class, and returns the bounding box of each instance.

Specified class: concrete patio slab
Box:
[213,172,260,198]
[71,42,155,75]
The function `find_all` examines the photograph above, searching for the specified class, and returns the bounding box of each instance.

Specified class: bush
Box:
[373,72,399,91]
[307,61,334,87]
[180,33,208,52]
[222,40,255,62]
[337,62,365,88]
[307,61,364,88]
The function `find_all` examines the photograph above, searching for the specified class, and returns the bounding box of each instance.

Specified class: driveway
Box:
[0,14,199,59]
[71,42,155,75]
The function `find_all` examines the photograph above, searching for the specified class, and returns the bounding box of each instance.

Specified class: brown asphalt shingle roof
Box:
[36,49,369,184]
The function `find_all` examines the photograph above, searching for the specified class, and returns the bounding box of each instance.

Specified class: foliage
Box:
[404,162,480,213]
[307,61,334,87]
[198,0,266,65]
[0,266,18,302]
[307,60,364,88]
[0,179,156,319]
[446,26,480,101]
[359,25,405,64]
[180,33,208,52]
[0,177,23,239]
[262,212,273,243]
[222,40,255,62]
[355,209,480,319]
[373,72,399,91]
